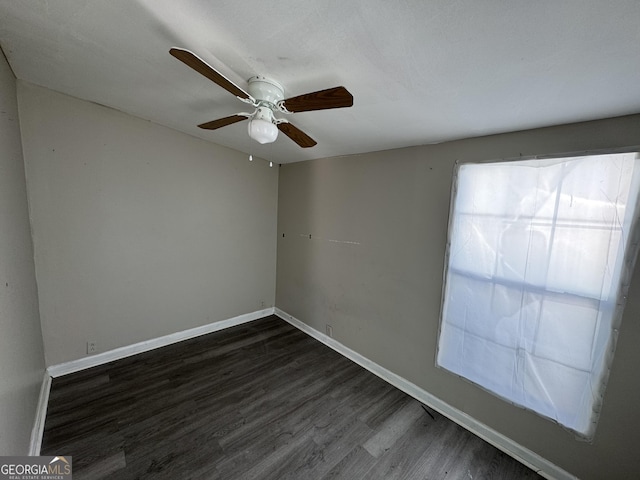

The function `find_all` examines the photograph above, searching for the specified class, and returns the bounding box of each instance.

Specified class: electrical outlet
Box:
[87,341,97,354]
[326,324,333,338]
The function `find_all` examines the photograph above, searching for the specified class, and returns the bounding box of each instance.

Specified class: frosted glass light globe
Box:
[248,118,278,144]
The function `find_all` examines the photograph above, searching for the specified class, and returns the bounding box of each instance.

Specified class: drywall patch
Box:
[297,233,361,246]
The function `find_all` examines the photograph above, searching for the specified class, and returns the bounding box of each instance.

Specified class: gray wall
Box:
[276,114,640,480]
[18,82,278,367]
[0,54,45,454]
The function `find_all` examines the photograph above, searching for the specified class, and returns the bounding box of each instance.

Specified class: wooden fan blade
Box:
[198,115,248,130]
[170,48,252,100]
[278,122,317,148]
[282,86,353,113]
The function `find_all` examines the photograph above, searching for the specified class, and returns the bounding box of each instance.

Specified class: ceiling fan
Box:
[170,48,353,148]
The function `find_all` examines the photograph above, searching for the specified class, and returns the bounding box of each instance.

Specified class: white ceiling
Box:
[1,0,639,164]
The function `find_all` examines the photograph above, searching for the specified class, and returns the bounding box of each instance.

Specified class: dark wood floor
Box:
[41,315,543,479]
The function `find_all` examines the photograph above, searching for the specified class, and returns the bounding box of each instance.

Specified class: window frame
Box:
[436,147,640,441]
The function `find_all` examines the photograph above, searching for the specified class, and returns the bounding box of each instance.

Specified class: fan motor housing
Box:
[247,76,284,104]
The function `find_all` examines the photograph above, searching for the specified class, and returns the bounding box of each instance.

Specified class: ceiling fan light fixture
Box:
[170,49,353,149]
[248,118,278,144]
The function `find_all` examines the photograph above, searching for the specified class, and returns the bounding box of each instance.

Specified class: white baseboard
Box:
[274,308,577,480]
[29,371,51,456]
[47,308,275,378]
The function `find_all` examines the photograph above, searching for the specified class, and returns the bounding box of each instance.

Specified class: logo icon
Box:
[0,456,72,479]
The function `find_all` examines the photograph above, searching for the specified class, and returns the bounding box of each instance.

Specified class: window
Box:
[437,152,640,439]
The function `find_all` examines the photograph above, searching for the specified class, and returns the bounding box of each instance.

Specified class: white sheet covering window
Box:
[437,152,640,439]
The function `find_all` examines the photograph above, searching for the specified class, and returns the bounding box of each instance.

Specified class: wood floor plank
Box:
[73,450,126,480]
[41,315,544,479]
[319,446,376,480]
[368,419,460,480]
[358,411,446,480]
[362,399,425,458]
